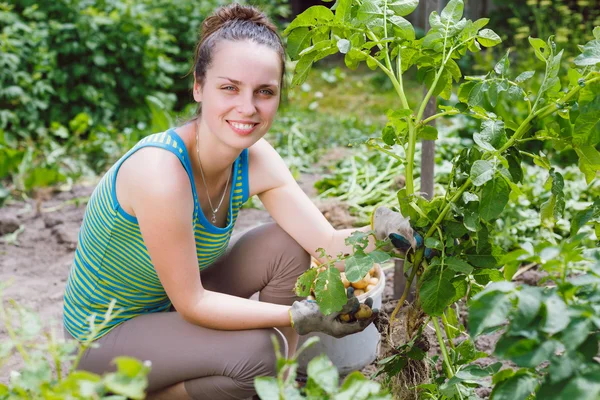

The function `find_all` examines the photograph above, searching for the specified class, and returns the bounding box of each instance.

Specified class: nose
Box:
[236,92,257,116]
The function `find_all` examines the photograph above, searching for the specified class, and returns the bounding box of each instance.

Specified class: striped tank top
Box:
[63,128,249,341]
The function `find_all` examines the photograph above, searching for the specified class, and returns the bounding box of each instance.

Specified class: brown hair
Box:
[190,3,286,117]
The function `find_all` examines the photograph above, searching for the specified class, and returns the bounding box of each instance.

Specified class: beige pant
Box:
[64,222,310,399]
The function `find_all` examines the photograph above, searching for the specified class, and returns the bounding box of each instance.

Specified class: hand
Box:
[289,288,379,339]
[371,206,424,252]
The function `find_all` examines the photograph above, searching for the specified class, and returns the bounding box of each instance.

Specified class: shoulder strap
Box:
[109,130,199,218]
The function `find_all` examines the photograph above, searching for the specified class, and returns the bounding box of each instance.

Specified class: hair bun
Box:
[201,4,269,40]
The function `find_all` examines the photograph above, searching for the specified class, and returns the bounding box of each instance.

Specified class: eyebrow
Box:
[217,76,279,89]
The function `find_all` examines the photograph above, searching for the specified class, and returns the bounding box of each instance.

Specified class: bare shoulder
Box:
[247,138,295,197]
[116,146,194,218]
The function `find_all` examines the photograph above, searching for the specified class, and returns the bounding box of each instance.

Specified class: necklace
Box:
[195,120,232,224]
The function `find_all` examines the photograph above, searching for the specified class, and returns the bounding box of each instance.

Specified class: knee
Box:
[233,328,286,390]
[263,223,310,270]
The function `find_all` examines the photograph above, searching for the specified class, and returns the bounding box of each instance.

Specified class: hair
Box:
[189,3,286,117]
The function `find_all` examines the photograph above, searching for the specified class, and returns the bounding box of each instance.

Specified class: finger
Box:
[364,297,373,309]
[346,286,355,298]
[341,295,359,314]
[389,233,411,251]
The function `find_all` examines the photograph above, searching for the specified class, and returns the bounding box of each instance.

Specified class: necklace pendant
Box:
[211,213,217,224]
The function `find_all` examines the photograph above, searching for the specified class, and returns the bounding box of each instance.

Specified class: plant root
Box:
[375,302,431,400]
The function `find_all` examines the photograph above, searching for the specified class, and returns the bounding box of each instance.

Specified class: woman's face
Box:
[194,39,282,150]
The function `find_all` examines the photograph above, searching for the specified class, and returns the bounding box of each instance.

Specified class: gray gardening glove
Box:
[289,288,378,339]
[371,206,424,253]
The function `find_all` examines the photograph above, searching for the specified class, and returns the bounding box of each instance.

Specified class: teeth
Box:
[230,122,255,130]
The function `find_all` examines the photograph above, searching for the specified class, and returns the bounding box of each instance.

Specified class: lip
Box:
[227,120,258,136]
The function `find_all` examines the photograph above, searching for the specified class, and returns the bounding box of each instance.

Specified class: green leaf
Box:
[388,0,419,17]
[287,27,312,59]
[515,71,535,83]
[445,256,474,274]
[574,39,600,66]
[255,376,280,400]
[146,96,173,132]
[314,267,347,315]
[542,294,569,334]
[389,15,415,40]
[529,36,549,62]
[345,253,374,282]
[479,176,510,221]
[506,148,523,183]
[477,29,501,47]
[573,96,600,147]
[458,81,476,103]
[540,169,565,225]
[420,265,456,316]
[468,81,488,106]
[334,0,352,23]
[511,286,543,332]
[440,0,463,24]
[307,354,339,394]
[494,51,510,76]
[291,56,314,86]
[357,1,381,23]
[337,371,390,399]
[490,371,538,400]
[555,370,600,400]
[369,250,391,264]
[295,268,317,296]
[570,199,600,236]
[468,282,515,336]
[479,119,507,149]
[470,160,495,186]
[283,6,334,35]
[417,125,438,140]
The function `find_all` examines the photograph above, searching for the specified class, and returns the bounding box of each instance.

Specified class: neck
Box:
[192,118,240,182]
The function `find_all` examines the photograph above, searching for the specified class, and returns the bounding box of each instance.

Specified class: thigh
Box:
[200,222,310,305]
[65,311,285,393]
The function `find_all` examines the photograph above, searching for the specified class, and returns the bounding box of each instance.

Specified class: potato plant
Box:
[286,0,600,397]
[255,335,393,399]
[0,287,150,399]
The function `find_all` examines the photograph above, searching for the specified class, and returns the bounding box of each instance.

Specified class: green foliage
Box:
[0,285,150,399]
[254,335,392,399]
[469,246,600,400]
[0,0,289,198]
[286,0,599,398]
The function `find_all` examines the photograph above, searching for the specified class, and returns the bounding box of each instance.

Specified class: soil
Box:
[0,172,501,397]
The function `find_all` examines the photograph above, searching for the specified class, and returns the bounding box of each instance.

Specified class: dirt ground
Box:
[0,170,502,396]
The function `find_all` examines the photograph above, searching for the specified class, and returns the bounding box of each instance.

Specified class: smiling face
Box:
[193,39,282,150]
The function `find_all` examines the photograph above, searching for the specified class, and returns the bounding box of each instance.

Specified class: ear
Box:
[193,79,203,103]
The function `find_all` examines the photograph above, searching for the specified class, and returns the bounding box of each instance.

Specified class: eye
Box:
[222,86,237,91]
[259,89,275,95]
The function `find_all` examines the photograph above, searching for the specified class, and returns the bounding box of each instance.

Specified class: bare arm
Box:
[250,140,376,270]
[128,148,292,330]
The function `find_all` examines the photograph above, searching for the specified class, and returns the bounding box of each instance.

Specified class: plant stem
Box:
[441,312,456,350]
[425,178,471,239]
[389,253,421,324]
[432,317,454,378]
[422,110,459,125]
[1,301,29,362]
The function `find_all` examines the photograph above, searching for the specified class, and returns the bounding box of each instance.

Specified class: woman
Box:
[62,4,406,399]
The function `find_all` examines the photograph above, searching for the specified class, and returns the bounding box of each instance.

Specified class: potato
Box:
[353,289,365,297]
[365,284,375,293]
[369,277,379,286]
[340,272,350,289]
[354,304,373,320]
[351,273,371,290]
[339,313,352,322]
